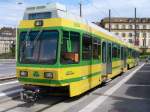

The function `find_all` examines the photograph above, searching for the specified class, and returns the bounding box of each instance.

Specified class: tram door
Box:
[106,43,112,74]
[102,42,107,76]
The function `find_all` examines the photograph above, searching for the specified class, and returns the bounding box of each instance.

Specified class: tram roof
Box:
[21,3,140,52]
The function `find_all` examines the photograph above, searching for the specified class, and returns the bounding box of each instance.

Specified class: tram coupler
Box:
[20,85,41,102]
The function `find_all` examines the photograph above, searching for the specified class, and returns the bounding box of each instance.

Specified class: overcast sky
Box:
[0,0,150,27]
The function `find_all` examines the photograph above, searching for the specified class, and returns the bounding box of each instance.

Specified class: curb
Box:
[0,76,16,81]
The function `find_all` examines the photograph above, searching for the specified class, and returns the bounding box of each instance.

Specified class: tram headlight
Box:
[20,71,28,77]
[44,72,53,78]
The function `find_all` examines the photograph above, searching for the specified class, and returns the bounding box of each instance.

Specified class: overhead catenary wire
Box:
[91,3,109,18]
[68,0,121,23]
[104,0,121,17]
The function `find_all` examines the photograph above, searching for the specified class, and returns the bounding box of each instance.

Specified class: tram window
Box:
[29,12,52,20]
[127,48,129,57]
[61,31,80,64]
[128,48,131,57]
[98,40,101,59]
[121,47,124,60]
[102,42,106,63]
[130,49,132,57]
[19,30,59,64]
[135,51,138,58]
[93,38,101,59]
[118,46,120,58]
[107,43,112,62]
[82,34,92,60]
[132,50,135,58]
[39,31,58,64]
[124,47,127,59]
[132,50,134,57]
[112,44,118,58]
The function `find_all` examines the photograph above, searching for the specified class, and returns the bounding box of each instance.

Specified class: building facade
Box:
[98,17,150,52]
[0,27,16,54]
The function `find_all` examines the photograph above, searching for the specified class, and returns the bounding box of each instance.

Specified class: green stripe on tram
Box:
[18,71,101,85]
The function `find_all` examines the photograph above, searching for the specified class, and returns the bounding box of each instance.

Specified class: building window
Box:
[122,25,126,29]
[148,39,150,46]
[148,33,150,38]
[136,33,139,38]
[128,39,133,43]
[115,24,119,29]
[136,25,139,29]
[115,33,119,35]
[143,25,147,29]
[105,24,109,29]
[129,33,132,37]
[143,32,147,38]
[136,19,139,22]
[129,25,133,29]
[111,24,115,29]
[143,39,146,47]
[122,33,126,37]
[128,19,132,22]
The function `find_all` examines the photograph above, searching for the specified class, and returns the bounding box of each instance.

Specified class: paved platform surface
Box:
[91,63,150,112]
[0,63,149,112]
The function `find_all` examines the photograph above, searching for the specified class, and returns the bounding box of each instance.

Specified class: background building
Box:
[97,17,150,52]
[0,27,16,54]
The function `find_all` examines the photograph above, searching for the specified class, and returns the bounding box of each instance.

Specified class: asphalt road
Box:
[0,63,16,78]
[0,63,149,112]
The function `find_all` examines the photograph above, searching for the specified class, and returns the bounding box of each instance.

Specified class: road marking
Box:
[137,70,150,72]
[79,64,144,112]
[0,89,22,97]
[0,81,18,87]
